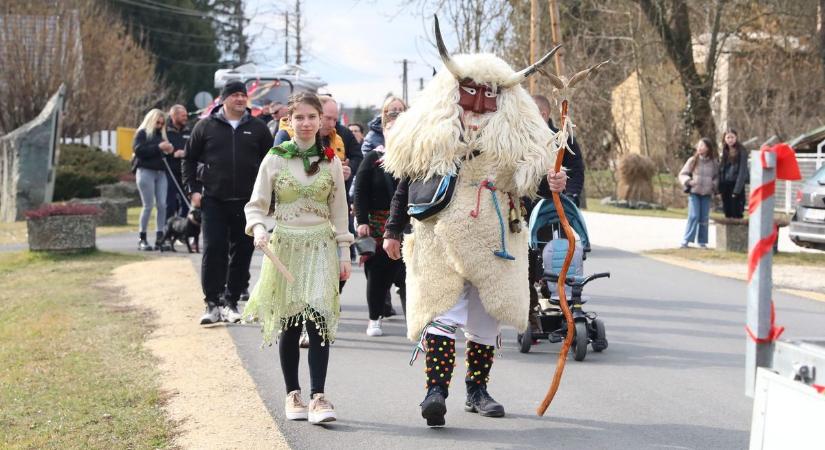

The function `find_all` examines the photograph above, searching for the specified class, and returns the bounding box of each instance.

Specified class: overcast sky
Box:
[245,0,444,109]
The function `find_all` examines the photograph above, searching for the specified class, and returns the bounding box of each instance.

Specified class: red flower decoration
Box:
[323,146,335,161]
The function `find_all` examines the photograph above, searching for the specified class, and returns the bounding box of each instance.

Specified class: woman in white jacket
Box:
[679,137,720,248]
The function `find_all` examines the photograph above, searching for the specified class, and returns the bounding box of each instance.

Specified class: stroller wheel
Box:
[591,319,608,352]
[572,321,588,361]
[518,333,532,353]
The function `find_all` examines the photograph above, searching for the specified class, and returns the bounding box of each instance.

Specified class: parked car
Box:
[789,164,825,250]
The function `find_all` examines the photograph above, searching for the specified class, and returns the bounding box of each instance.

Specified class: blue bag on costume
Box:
[407,173,458,221]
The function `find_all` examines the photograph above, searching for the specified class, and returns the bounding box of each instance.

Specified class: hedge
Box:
[54,144,131,201]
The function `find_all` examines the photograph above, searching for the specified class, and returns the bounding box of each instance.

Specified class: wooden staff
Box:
[536,98,576,416]
[260,245,295,283]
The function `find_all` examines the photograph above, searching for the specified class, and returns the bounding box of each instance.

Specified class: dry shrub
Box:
[616,153,656,202]
[0,0,162,136]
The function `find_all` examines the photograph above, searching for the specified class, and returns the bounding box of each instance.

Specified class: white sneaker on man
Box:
[366,319,383,337]
[284,390,308,420]
[199,303,221,325]
[308,393,336,424]
[221,304,242,323]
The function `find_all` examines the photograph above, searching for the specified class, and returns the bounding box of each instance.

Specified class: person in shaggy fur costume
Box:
[381,17,568,428]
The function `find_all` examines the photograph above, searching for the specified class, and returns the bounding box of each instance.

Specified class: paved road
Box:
[225,244,824,450]
[12,227,822,449]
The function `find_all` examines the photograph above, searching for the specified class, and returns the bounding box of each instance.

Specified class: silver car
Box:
[790,164,825,250]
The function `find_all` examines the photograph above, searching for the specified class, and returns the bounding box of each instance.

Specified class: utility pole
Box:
[395,59,411,103]
[419,77,424,91]
[402,59,408,103]
[548,0,565,77]
[529,0,538,94]
[233,0,248,64]
[284,11,290,64]
[294,0,302,65]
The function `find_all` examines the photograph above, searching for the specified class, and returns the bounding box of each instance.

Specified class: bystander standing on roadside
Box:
[719,128,749,219]
[183,81,274,325]
[165,104,191,220]
[679,137,720,248]
[133,108,174,251]
[361,96,406,155]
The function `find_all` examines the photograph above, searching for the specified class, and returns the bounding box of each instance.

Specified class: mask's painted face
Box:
[458,80,498,114]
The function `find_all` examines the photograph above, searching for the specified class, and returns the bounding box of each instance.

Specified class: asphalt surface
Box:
[9,230,824,449]
[226,243,824,450]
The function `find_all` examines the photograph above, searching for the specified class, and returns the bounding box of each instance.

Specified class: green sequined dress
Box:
[244,160,342,346]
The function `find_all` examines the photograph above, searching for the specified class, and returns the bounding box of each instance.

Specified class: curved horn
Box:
[434,15,460,79]
[567,60,610,88]
[501,43,563,88]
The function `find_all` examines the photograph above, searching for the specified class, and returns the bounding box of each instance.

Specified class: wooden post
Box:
[548,0,564,77]
[530,0,538,94]
[745,149,776,397]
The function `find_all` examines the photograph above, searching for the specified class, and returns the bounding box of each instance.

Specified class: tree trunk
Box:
[637,0,718,153]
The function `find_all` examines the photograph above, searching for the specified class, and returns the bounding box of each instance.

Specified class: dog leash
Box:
[161,157,193,210]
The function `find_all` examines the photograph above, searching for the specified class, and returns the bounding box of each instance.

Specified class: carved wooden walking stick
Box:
[537,60,608,416]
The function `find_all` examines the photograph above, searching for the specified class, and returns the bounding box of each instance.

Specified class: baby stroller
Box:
[516,195,610,361]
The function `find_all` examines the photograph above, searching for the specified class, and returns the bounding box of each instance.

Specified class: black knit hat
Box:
[221,80,247,99]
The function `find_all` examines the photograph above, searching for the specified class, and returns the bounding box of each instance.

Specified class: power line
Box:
[107,0,241,23]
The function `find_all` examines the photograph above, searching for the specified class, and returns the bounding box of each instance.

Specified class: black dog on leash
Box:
[160,208,201,253]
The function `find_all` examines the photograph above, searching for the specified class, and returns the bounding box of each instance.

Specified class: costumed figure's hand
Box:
[190,192,202,208]
[174,149,186,158]
[342,159,352,180]
[357,224,371,237]
[547,169,568,193]
[340,260,352,281]
[253,225,269,249]
[383,238,401,260]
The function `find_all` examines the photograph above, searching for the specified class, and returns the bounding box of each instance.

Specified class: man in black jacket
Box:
[165,104,191,221]
[183,81,274,325]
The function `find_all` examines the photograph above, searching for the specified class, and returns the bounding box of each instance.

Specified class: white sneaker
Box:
[284,390,308,420]
[366,319,383,337]
[221,304,242,323]
[199,304,221,325]
[308,393,336,424]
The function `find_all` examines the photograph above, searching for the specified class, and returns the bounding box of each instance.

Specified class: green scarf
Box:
[269,140,322,173]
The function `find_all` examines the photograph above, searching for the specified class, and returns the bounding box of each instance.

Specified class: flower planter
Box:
[69,197,129,226]
[25,204,100,252]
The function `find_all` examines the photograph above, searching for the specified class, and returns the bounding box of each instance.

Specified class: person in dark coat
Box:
[360,96,407,156]
[719,128,749,218]
[164,104,191,220]
[183,81,274,325]
[133,108,174,251]
[532,95,584,204]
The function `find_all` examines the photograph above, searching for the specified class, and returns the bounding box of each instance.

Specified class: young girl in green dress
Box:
[244,92,353,424]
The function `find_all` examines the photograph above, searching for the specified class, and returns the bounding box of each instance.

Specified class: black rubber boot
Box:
[155,231,171,252]
[138,232,153,251]
[464,341,505,417]
[420,333,455,427]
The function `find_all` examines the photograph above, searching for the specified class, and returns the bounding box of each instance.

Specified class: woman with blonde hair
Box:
[133,108,174,251]
[360,95,407,155]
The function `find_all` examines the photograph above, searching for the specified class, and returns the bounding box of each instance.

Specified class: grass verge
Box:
[0,250,173,449]
[0,207,153,246]
[645,247,825,267]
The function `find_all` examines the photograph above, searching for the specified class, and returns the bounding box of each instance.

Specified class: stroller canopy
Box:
[528,196,590,250]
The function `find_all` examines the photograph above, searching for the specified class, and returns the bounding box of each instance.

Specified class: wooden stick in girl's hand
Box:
[260,245,295,283]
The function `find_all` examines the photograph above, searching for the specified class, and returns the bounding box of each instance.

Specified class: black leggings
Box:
[719,181,745,218]
[363,246,404,320]
[279,316,329,396]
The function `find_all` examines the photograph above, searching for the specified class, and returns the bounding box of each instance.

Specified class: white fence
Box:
[61,130,118,154]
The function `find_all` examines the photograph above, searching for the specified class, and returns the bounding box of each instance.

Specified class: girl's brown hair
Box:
[690,137,718,172]
[286,92,326,175]
[721,128,746,163]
